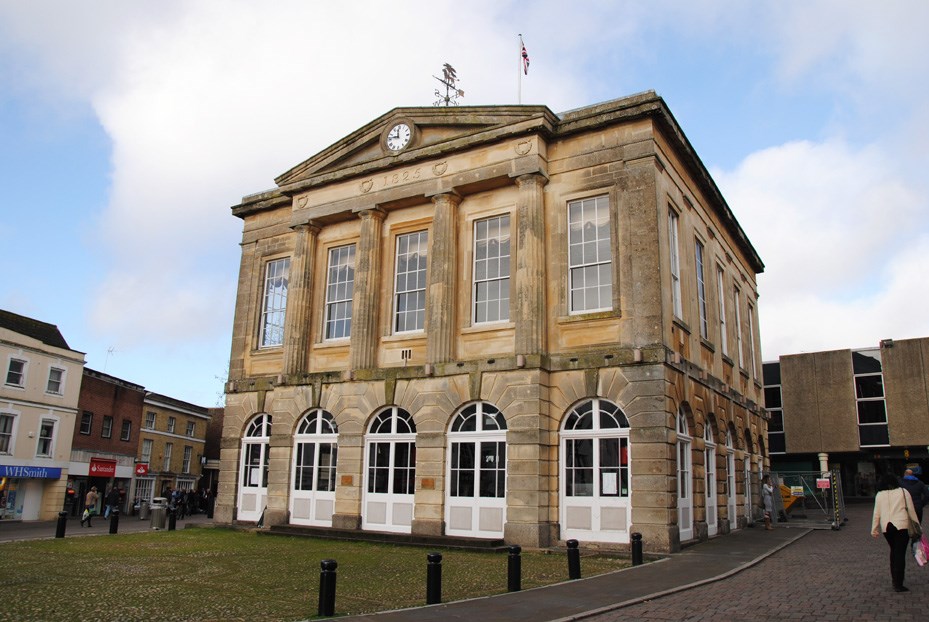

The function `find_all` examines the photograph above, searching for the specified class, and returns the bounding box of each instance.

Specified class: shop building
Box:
[0,309,85,520]
[136,392,211,502]
[219,92,767,552]
[764,336,929,497]
[67,368,144,517]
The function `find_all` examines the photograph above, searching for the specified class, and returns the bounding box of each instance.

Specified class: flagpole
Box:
[518,34,523,104]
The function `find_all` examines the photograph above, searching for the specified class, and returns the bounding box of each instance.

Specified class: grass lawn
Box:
[0,527,629,621]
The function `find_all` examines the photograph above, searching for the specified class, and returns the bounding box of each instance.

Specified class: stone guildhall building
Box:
[217,91,767,552]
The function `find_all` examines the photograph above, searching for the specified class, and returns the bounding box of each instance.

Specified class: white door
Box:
[237,413,271,523]
[677,409,693,541]
[726,431,737,529]
[744,456,754,525]
[705,424,717,537]
[560,399,631,544]
[290,409,338,527]
[362,407,416,534]
[446,403,507,539]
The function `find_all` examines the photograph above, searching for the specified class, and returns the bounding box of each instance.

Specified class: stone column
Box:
[282,222,320,377]
[514,173,548,356]
[818,452,829,474]
[426,192,461,364]
[350,208,385,371]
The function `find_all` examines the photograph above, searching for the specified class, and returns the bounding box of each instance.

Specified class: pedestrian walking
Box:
[80,486,99,527]
[105,485,121,519]
[762,475,775,531]
[871,472,921,592]
[899,468,928,523]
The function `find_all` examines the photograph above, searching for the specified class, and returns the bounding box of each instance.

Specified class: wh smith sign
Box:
[0,465,62,479]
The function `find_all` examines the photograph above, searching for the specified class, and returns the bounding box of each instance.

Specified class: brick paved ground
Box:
[587,503,928,622]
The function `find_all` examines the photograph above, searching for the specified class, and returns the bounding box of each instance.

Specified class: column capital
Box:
[292,220,321,235]
[357,207,386,222]
[427,189,462,205]
[514,172,549,189]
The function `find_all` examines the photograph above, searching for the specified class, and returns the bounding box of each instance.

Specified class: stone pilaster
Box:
[426,192,461,364]
[282,222,320,376]
[228,241,257,383]
[350,208,385,371]
[264,429,292,527]
[514,173,548,356]
[332,431,364,530]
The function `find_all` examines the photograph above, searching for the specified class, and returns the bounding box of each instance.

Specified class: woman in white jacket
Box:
[871,472,920,592]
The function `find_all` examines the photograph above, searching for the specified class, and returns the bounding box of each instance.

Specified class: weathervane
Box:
[433,63,464,107]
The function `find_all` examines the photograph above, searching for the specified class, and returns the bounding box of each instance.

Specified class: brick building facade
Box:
[137,393,210,501]
[68,368,144,516]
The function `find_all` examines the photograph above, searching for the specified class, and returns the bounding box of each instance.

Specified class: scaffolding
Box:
[771,468,847,530]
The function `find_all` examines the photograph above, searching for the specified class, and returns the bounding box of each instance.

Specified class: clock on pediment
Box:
[382,119,416,153]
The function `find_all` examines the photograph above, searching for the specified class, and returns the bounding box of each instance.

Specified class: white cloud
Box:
[4,0,929,401]
[715,138,928,358]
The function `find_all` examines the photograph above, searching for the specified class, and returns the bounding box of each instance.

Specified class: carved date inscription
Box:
[380,168,422,187]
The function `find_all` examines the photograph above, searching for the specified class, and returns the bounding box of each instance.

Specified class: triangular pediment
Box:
[274,105,557,189]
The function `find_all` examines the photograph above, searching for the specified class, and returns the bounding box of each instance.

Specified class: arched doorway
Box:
[677,407,693,541]
[560,398,630,544]
[290,409,338,527]
[362,407,416,533]
[238,413,272,523]
[445,402,507,539]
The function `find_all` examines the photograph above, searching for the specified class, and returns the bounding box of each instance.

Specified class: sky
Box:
[1,1,928,407]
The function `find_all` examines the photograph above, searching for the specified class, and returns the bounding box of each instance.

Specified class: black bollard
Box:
[567,539,581,580]
[631,532,643,566]
[168,507,177,531]
[55,511,68,538]
[507,545,522,592]
[317,559,338,617]
[426,552,442,605]
[109,509,120,535]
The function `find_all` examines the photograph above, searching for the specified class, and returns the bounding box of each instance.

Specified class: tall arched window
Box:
[705,422,718,537]
[238,413,272,523]
[363,407,416,533]
[446,402,507,539]
[290,409,338,527]
[677,408,693,541]
[726,429,737,529]
[560,398,631,544]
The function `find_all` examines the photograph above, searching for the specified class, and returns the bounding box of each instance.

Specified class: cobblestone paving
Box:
[588,503,927,622]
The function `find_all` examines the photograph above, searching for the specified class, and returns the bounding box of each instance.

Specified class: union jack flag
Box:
[521,42,530,75]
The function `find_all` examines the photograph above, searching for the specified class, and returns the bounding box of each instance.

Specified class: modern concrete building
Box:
[219,92,766,552]
[0,309,85,520]
[764,336,929,498]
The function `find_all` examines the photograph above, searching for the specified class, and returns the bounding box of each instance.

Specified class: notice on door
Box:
[602,473,618,495]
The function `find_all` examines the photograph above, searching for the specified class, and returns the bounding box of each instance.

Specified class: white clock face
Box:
[386,123,412,151]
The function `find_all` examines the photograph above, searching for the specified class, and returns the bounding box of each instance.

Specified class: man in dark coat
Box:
[900,468,928,522]
[105,485,121,518]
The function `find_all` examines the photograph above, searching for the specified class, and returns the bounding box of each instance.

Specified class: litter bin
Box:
[138,500,150,520]
[150,497,168,530]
